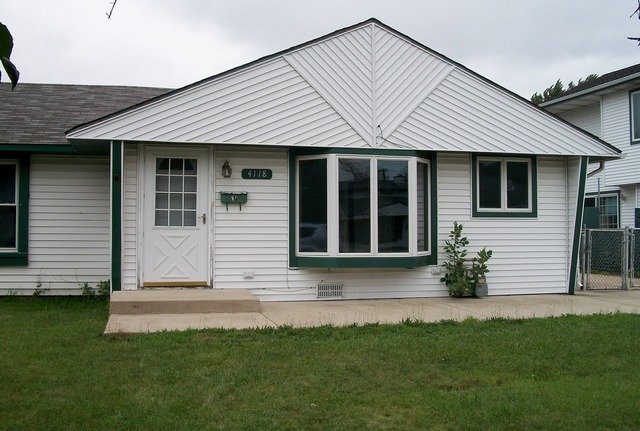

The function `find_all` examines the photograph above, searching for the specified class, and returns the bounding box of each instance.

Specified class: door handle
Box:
[198,213,206,224]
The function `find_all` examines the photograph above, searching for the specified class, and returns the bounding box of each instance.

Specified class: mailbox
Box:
[220,192,248,210]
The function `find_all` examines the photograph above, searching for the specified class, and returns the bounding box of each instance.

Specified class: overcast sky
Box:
[2,1,640,99]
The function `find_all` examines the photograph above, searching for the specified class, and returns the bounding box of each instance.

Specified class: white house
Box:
[2,19,620,299]
[542,64,640,229]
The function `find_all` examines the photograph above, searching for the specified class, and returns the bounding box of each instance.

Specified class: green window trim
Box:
[110,141,122,292]
[0,154,29,266]
[472,154,538,218]
[568,157,588,295]
[289,149,438,269]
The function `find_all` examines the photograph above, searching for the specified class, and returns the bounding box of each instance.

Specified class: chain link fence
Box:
[581,228,640,290]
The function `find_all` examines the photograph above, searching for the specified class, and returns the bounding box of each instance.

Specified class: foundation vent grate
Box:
[316,282,344,299]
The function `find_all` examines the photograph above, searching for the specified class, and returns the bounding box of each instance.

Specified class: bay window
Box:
[292,151,435,268]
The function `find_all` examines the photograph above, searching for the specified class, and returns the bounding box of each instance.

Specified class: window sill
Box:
[292,255,434,269]
[0,253,28,266]
[473,210,537,218]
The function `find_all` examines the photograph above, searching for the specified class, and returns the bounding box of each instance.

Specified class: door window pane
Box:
[378,160,408,253]
[339,159,370,253]
[298,159,327,253]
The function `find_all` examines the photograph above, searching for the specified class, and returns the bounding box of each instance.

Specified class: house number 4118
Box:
[241,169,273,180]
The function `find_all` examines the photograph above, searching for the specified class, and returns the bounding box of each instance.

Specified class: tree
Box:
[531,79,564,105]
[530,74,598,105]
[629,0,640,44]
[0,22,19,90]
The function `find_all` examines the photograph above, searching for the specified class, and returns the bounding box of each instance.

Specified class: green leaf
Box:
[0,22,19,90]
[1,57,19,90]
[0,22,13,59]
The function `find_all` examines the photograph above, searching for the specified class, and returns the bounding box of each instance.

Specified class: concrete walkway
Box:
[104,289,640,334]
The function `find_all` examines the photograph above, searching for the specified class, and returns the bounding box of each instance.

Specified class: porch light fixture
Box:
[221,159,232,178]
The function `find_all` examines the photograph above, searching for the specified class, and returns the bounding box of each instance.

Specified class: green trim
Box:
[292,147,433,158]
[0,254,27,266]
[568,157,588,295]
[0,154,29,267]
[294,255,432,269]
[110,142,122,292]
[472,154,538,218]
[0,145,76,154]
[288,149,438,268]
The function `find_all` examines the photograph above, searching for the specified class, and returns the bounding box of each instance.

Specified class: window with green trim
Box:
[473,155,537,217]
[295,154,432,266]
[0,157,29,266]
[0,162,18,249]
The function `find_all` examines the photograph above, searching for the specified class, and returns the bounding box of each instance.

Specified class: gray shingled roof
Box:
[0,83,170,146]
[545,63,640,103]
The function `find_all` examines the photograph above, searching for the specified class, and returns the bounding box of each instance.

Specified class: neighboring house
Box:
[542,64,640,229]
[2,19,619,299]
[0,83,170,294]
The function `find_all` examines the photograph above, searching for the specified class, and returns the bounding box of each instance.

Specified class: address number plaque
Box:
[241,169,272,180]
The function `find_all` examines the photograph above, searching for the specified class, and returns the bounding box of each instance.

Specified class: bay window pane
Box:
[417,162,428,252]
[478,160,501,209]
[339,159,370,253]
[298,159,327,253]
[506,161,529,209]
[378,160,408,253]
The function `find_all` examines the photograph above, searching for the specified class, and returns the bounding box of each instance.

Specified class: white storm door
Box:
[142,149,210,286]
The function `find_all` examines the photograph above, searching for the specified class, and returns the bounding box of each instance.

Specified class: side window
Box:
[0,156,29,266]
[0,162,18,249]
[473,155,537,218]
[631,90,640,143]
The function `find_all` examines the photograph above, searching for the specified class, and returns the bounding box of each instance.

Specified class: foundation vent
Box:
[316,282,344,299]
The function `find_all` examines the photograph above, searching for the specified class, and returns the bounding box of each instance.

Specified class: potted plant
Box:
[440,222,493,298]
[470,247,493,297]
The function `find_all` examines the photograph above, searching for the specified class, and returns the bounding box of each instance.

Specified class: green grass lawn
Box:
[1,297,639,431]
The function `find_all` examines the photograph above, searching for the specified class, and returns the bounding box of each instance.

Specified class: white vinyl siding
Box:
[0,155,110,295]
[122,144,140,290]
[212,147,290,290]
[253,153,575,300]
[601,91,640,187]
[559,103,602,138]
[438,154,571,295]
[67,23,617,162]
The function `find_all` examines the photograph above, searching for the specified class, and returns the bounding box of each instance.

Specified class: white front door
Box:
[142,148,210,287]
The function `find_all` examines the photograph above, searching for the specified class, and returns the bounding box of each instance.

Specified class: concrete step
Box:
[110,289,261,315]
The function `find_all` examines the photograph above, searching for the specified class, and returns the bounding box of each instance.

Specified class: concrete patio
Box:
[104,289,640,334]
